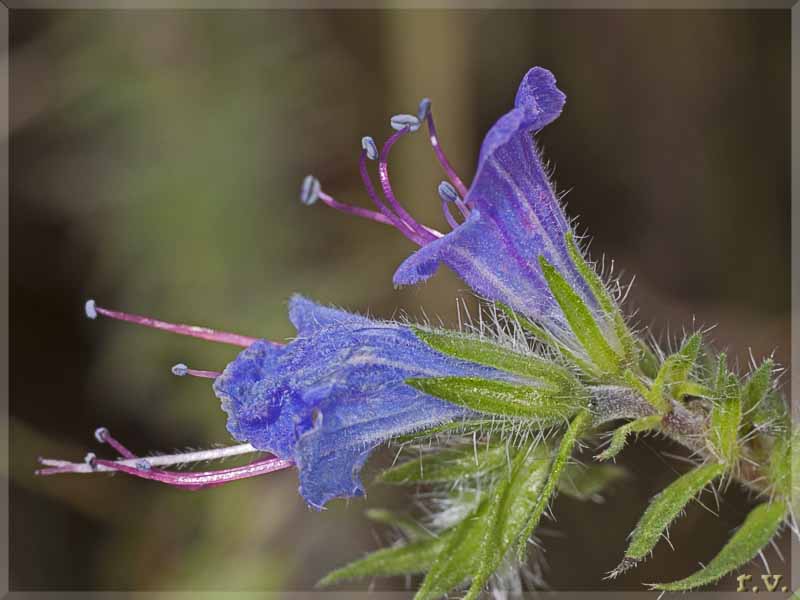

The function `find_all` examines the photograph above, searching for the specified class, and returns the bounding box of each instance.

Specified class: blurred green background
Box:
[10,8,788,594]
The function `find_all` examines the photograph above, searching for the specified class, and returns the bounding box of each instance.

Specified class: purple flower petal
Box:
[394,67,592,326]
[213,296,511,508]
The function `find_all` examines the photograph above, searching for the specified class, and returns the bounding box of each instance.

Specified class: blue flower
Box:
[213,295,510,509]
[303,67,595,334]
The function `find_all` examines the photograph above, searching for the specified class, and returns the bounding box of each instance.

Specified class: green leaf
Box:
[618,463,724,572]
[380,444,508,485]
[539,256,621,375]
[652,501,787,590]
[710,375,743,465]
[565,231,637,364]
[741,359,773,416]
[412,328,578,388]
[406,376,582,422]
[515,409,591,558]
[318,534,449,586]
[595,415,662,461]
[558,462,627,501]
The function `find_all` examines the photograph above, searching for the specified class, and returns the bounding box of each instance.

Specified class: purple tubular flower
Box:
[393,68,589,328]
[303,67,595,330]
[213,295,509,509]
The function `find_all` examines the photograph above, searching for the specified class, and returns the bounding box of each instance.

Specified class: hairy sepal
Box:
[539,256,622,376]
[413,327,579,389]
[564,231,637,365]
[647,333,702,412]
[709,373,743,466]
[406,376,583,423]
[558,462,627,501]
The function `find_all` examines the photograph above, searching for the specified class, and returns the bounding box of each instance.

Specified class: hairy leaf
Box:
[595,415,662,461]
[318,534,448,586]
[413,328,578,388]
[380,444,508,484]
[652,501,786,591]
[620,463,725,569]
[539,256,621,375]
[406,376,582,422]
[463,443,551,600]
[414,499,492,600]
[515,409,591,558]
[767,427,798,499]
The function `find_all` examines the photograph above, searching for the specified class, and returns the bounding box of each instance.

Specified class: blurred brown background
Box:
[10,8,789,595]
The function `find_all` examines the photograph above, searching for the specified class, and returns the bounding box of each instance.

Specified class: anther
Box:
[85,299,97,320]
[390,114,421,132]
[300,175,321,206]
[94,427,109,443]
[437,180,461,204]
[361,136,378,160]
[135,459,152,471]
[171,363,189,377]
[417,98,431,122]
[84,452,97,470]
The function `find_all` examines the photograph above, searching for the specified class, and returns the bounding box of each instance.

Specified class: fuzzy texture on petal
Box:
[213,295,511,509]
[394,67,592,327]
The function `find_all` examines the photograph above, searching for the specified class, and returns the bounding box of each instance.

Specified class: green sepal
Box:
[406,376,583,423]
[741,359,774,417]
[652,501,786,591]
[558,462,627,501]
[497,303,597,375]
[393,419,494,444]
[620,463,724,571]
[379,444,508,485]
[318,533,449,587]
[709,374,743,465]
[412,328,579,388]
[647,333,702,412]
[766,427,799,499]
[539,256,622,375]
[595,415,662,461]
[564,231,637,365]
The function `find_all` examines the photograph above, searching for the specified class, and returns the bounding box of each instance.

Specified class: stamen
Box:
[379,127,439,244]
[440,197,460,231]
[420,99,469,198]
[300,175,397,227]
[171,363,222,379]
[94,426,136,459]
[84,299,262,348]
[361,136,378,160]
[437,180,470,220]
[389,114,421,132]
[358,149,429,246]
[95,456,293,491]
[36,434,293,491]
